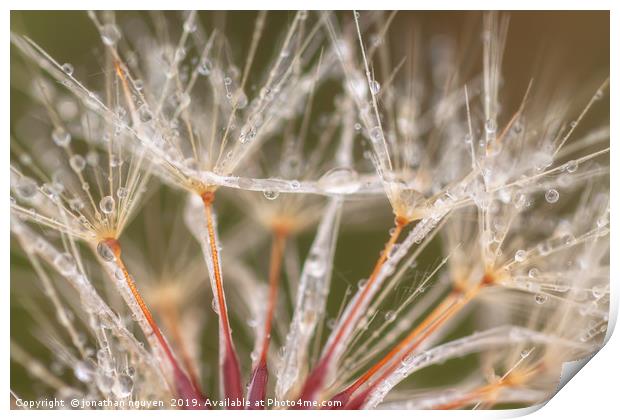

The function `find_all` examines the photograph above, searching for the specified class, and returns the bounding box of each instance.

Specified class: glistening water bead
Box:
[99,196,115,214]
[97,242,116,262]
[101,24,122,46]
[52,127,71,147]
[263,190,279,200]
[514,250,527,263]
[54,252,77,276]
[545,189,559,203]
[15,177,37,199]
[61,63,74,75]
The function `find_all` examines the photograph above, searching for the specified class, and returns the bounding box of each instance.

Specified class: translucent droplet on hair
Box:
[54,252,77,276]
[370,80,380,94]
[52,127,71,147]
[318,167,360,194]
[15,177,37,199]
[112,374,133,398]
[99,196,115,214]
[70,155,86,172]
[61,63,74,75]
[564,160,578,173]
[263,190,279,200]
[534,294,548,304]
[514,249,526,263]
[74,360,94,382]
[545,189,559,203]
[101,24,122,46]
[97,241,116,262]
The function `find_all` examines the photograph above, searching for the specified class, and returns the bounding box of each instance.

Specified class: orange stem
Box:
[200,192,243,400]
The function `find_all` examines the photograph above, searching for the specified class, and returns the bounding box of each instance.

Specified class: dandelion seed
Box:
[52,127,71,147]
[101,24,122,46]
[545,189,559,203]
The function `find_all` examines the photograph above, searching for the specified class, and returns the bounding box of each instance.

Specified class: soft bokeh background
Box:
[10,11,609,404]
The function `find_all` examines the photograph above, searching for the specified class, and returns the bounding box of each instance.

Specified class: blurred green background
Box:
[10,10,609,406]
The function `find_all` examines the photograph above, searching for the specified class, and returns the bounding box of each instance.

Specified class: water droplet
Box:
[15,177,37,199]
[485,118,497,134]
[99,196,115,214]
[69,155,86,172]
[74,360,94,382]
[97,241,116,262]
[514,249,527,263]
[354,123,362,131]
[263,190,279,200]
[545,189,559,203]
[520,349,531,358]
[101,24,121,46]
[138,105,153,123]
[69,198,84,212]
[528,268,539,278]
[384,311,396,322]
[591,285,605,299]
[52,127,71,147]
[113,374,133,398]
[117,187,128,198]
[357,278,368,290]
[318,167,360,194]
[306,252,326,277]
[370,80,380,94]
[198,59,212,76]
[211,298,219,314]
[224,77,232,86]
[563,160,578,173]
[594,89,604,101]
[61,63,74,75]
[370,126,383,143]
[235,91,248,109]
[534,294,548,304]
[54,252,77,276]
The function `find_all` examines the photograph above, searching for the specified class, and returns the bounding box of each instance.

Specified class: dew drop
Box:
[198,59,212,76]
[514,249,527,263]
[113,374,134,398]
[318,167,360,194]
[545,188,559,203]
[54,252,77,276]
[61,63,74,75]
[69,155,86,172]
[74,361,94,382]
[69,198,84,212]
[117,187,128,198]
[384,311,396,322]
[370,80,381,94]
[534,294,548,304]
[485,118,497,134]
[101,24,122,46]
[15,177,37,199]
[563,160,578,173]
[97,241,116,262]
[263,190,279,200]
[370,126,383,143]
[52,127,71,147]
[99,196,115,214]
[591,285,606,299]
[138,105,153,123]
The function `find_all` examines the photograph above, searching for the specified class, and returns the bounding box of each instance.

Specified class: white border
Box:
[3,2,616,420]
